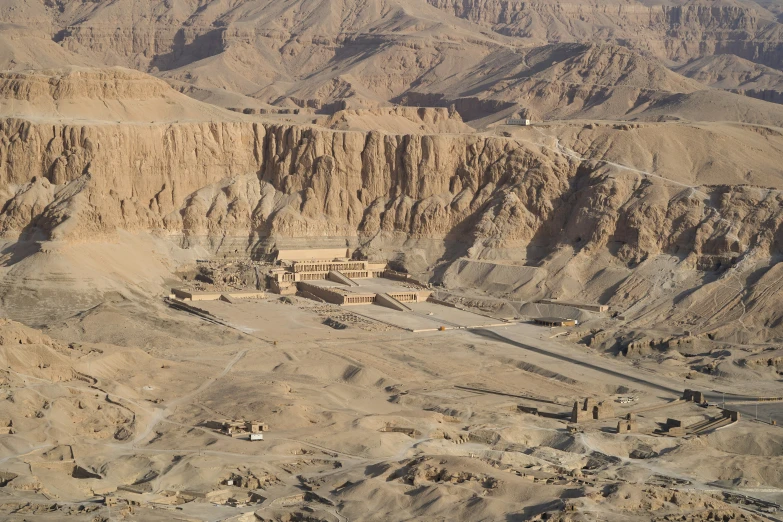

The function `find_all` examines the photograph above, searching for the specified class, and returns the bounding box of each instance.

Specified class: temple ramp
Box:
[376,293,413,312]
[328,270,359,286]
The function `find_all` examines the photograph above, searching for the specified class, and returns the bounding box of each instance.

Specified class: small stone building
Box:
[571,398,616,422]
[617,419,637,433]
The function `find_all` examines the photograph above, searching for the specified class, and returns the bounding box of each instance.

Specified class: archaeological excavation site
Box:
[0,0,782,521]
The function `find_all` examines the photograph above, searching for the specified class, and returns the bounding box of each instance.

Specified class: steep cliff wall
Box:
[0,118,781,270]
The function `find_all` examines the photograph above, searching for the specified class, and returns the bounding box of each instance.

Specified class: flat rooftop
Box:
[535,317,575,323]
[304,277,421,295]
[356,302,507,332]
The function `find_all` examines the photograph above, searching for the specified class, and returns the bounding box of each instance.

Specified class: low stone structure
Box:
[171,289,266,302]
[375,292,413,311]
[664,418,685,435]
[270,255,386,294]
[379,426,421,437]
[594,401,615,420]
[171,289,222,301]
[518,405,539,415]
[245,420,267,433]
[683,389,707,404]
[571,398,616,422]
[271,249,434,307]
[537,299,608,313]
[297,282,377,305]
[571,401,591,423]
[535,317,577,327]
[205,419,269,436]
[296,281,430,307]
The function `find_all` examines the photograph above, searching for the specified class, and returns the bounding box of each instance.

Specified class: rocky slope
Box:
[0,0,515,112]
[0,66,245,122]
[427,0,783,68]
[676,54,783,104]
[4,0,783,117]
[399,43,783,124]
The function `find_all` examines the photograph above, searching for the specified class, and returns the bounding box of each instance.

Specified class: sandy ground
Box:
[0,276,780,521]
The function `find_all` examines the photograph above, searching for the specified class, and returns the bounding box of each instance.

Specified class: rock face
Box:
[0,119,571,244]
[426,0,783,68]
[1,117,782,272]
[0,119,264,240]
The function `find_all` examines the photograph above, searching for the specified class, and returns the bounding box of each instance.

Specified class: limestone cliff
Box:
[0,117,781,273]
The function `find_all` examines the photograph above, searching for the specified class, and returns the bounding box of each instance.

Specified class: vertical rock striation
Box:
[0,118,780,269]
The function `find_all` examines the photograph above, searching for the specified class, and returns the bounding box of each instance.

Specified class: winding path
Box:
[130,348,248,447]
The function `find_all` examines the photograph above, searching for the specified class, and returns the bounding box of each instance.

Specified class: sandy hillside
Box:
[314,106,474,133]
[0,0,780,121]
[0,67,248,123]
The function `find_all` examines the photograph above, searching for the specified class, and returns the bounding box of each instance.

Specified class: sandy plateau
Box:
[0,0,780,521]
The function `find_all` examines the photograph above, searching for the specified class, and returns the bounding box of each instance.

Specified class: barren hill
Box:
[401,43,783,124]
[0,23,93,71]
[0,0,781,122]
[427,0,783,68]
[0,67,247,122]
[676,53,783,103]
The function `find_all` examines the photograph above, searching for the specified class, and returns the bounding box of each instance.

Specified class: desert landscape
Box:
[0,0,781,520]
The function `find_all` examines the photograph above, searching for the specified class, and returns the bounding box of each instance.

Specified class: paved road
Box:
[472,328,682,395]
[472,328,779,408]
[729,402,783,425]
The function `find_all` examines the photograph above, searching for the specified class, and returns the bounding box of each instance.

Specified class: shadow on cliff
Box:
[150,29,225,72]
[506,498,566,520]
[0,239,43,267]
[429,231,473,285]
[522,165,595,266]
[0,213,55,266]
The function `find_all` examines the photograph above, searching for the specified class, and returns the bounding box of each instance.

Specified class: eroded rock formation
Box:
[0,118,781,273]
